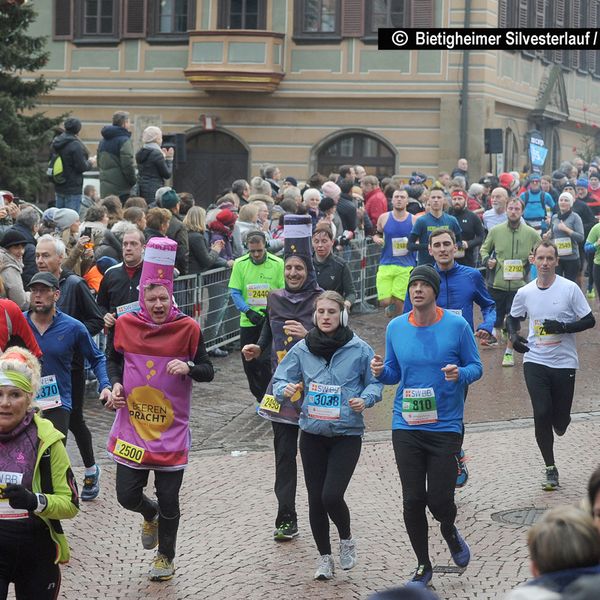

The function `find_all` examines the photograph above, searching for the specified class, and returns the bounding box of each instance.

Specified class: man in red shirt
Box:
[361,175,388,225]
[0,297,42,357]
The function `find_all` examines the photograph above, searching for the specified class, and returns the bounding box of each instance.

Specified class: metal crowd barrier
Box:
[161,238,382,351]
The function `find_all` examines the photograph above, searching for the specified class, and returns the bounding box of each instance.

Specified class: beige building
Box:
[31,0,600,203]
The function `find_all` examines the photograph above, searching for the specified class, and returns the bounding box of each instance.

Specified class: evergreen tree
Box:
[0,1,61,198]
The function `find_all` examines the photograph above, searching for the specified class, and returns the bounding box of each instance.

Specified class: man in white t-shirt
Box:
[507,240,595,492]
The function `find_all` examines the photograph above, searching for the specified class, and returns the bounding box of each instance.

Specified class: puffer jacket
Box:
[272,333,382,437]
[51,133,93,195]
[98,125,136,198]
[0,247,28,309]
[135,145,172,205]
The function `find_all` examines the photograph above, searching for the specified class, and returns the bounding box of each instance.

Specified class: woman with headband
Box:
[0,347,79,599]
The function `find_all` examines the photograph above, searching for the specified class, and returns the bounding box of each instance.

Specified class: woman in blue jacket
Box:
[273,290,382,581]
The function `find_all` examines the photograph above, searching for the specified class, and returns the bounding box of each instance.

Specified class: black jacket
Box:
[448,207,485,267]
[97,262,142,315]
[51,133,93,195]
[337,194,358,233]
[57,269,104,336]
[188,230,228,274]
[7,223,37,286]
[313,252,357,305]
[135,146,172,204]
[94,229,123,262]
[166,214,189,275]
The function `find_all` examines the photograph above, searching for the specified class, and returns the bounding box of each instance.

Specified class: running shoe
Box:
[480,335,498,348]
[208,347,228,357]
[455,449,469,488]
[141,504,159,550]
[273,520,298,541]
[444,526,471,568]
[406,564,433,587]
[502,352,515,367]
[149,553,175,581]
[80,465,101,501]
[542,466,559,491]
[384,304,397,318]
[314,554,335,580]
[339,538,357,570]
[586,288,596,299]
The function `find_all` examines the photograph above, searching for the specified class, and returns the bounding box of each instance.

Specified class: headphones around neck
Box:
[313,304,349,328]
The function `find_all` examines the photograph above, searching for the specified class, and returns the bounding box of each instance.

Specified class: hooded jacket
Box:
[51,133,93,195]
[98,125,136,198]
[135,145,172,205]
[0,246,28,309]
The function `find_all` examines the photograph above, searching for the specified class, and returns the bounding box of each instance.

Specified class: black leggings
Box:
[556,259,579,282]
[115,463,184,560]
[392,429,462,566]
[0,524,61,600]
[69,368,95,469]
[523,362,576,466]
[272,421,299,526]
[299,432,362,556]
[240,324,272,401]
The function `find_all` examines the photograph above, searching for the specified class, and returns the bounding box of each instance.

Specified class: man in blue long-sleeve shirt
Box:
[371,265,482,588]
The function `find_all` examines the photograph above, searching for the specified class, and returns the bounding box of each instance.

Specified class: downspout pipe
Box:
[459,0,472,158]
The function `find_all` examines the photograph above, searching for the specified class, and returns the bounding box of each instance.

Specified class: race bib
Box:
[259,394,280,413]
[0,472,28,520]
[306,382,341,420]
[116,301,140,316]
[533,319,562,347]
[113,438,145,464]
[503,259,523,281]
[246,283,269,307]
[402,387,438,425]
[556,238,573,257]
[392,237,409,257]
[34,375,61,411]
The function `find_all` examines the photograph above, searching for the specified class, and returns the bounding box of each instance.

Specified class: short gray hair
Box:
[15,207,40,229]
[37,233,66,258]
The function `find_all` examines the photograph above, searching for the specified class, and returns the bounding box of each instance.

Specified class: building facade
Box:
[29,0,600,203]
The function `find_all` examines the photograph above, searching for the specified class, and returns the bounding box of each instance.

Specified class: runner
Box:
[371,265,483,587]
[229,231,284,402]
[272,291,382,580]
[507,240,595,491]
[480,198,540,367]
[105,237,214,581]
[404,228,495,488]
[372,187,417,317]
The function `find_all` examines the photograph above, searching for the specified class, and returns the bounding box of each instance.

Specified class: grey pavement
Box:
[13,307,600,600]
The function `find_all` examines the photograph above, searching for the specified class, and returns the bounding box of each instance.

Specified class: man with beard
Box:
[242,214,322,541]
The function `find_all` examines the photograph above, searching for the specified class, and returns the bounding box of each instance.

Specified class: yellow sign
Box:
[113,438,145,464]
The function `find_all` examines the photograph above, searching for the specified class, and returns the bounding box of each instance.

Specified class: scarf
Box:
[305,325,354,364]
[558,209,572,221]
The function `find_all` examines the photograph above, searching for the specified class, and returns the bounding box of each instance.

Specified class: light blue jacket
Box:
[272,334,383,437]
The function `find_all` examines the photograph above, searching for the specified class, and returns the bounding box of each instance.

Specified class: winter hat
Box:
[528,173,541,182]
[0,229,29,249]
[559,191,575,207]
[215,209,237,228]
[142,126,162,144]
[42,207,58,227]
[283,213,316,290]
[139,237,179,323]
[53,208,80,231]
[284,176,298,187]
[576,178,589,188]
[96,256,118,275]
[64,117,82,134]
[321,181,341,201]
[408,265,441,298]
[160,189,180,210]
[498,172,514,189]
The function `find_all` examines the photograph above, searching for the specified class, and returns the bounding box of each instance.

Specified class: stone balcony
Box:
[184,30,285,93]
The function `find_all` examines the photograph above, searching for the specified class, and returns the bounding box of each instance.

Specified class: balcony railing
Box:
[184,30,285,93]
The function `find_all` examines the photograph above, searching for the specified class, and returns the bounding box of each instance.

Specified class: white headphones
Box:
[313,305,349,328]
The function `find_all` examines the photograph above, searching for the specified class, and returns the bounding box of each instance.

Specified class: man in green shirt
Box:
[229,231,285,400]
[480,198,541,367]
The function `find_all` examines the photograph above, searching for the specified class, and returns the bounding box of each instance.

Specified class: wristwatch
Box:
[34,493,48,514]
[186,361,195,371]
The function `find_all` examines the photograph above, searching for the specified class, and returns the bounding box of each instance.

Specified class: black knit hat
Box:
[408,265,441,298]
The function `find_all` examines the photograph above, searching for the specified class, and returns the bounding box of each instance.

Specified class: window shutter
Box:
[341,0,363,37]
[123,0,147,38]
[411,0,434,28]
[517,0,529,27]
[554,0,565,65]
[53,0,73,40]
[589,0,597,73]
[498,0,508,27]
[570,0,581,70]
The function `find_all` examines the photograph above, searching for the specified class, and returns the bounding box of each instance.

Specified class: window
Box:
[218,0,266,29]
[294,0,341,41]
[80,0,118,39]
[158,0,189,33]
[369,0,407,32]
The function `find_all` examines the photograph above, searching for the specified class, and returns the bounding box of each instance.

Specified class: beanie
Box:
[408,265,441,298]
[53,208,80,232]
[284,176,298,187]
[559,191,574,207]
[64,117,82,134]
[528,173,541,182]
[576,178,589,188]
[321,181,341,200]
[142,126,162,144]
[160,189,180,210]
[498,172,514,189]
[216,209,237,228]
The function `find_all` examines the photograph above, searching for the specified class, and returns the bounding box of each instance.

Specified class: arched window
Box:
[316,132,396,178]
[504,128,519,172]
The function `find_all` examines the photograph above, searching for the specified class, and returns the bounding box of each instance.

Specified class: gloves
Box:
[245,309,265,327]
[3,484,38,511]
[542,319,567,334]
[511,335,530,354]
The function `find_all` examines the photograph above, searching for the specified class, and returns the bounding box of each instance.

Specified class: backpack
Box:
[47,153,66,185]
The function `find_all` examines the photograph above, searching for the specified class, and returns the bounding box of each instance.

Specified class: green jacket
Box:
[480,221,541,291]
[98,130,136,198]
[32,413,79,563]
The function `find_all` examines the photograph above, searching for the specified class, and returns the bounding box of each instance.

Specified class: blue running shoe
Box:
[444,527,470,568]
[81,465,101,501]
[406,564,433,587]
[455,449,469,488]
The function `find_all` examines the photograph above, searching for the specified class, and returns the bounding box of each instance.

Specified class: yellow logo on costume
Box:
[126,360,174,441]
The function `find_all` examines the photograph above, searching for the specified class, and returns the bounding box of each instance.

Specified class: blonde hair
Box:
[0,346,42,403]
[183,206,207,233]
[528,505,600,574]
[238,203,259,223]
